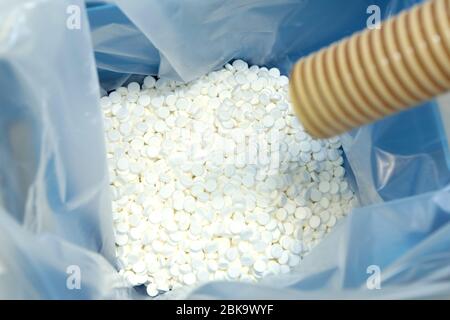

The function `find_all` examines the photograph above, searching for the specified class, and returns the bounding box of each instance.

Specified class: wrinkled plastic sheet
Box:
[1,0,450,299]
[113,0,417,82]
[0,0,126,299]
[88,2,160,93]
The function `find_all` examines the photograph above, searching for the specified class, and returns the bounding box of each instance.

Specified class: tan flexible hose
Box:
[289,0,450,138]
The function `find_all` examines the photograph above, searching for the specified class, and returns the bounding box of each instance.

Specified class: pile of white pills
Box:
[101,60,357,297]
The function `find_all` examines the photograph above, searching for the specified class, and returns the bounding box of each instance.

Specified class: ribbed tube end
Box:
[289,0,450,139]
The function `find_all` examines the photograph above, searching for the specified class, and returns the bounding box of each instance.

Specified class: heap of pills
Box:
[101,60,357,297]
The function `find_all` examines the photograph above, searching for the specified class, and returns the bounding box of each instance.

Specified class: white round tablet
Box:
[256,212,270,226]
[318,181,330,193]
[308,215,321,229]
[183,273,197,285]
[270,244,283,259]
[253,260,267,273]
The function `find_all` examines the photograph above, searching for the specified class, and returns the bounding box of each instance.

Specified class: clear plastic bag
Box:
[342,101,450,206]
[0,0,124,299]
[87,3,160,92]
[114,0,418,82]
[1,0,450,299]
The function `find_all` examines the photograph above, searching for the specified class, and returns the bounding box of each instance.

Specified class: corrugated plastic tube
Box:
[289,0,450,138]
